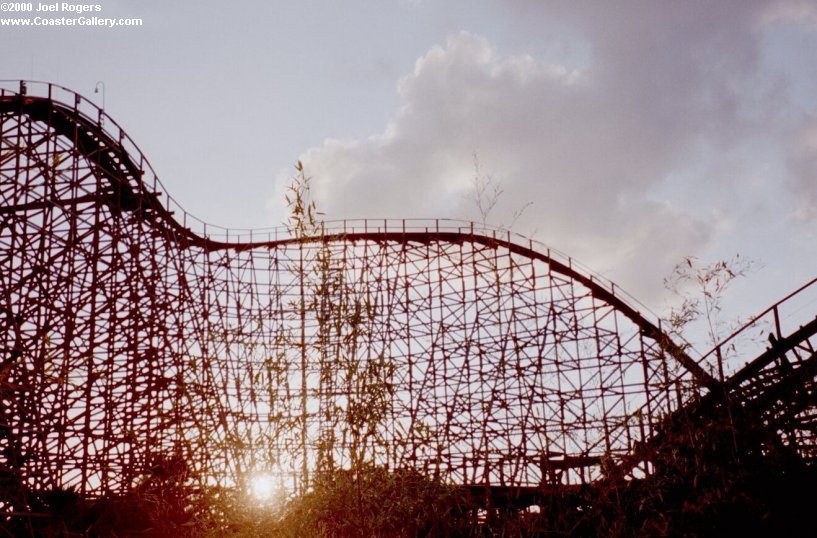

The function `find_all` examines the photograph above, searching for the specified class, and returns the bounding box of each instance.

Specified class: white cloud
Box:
[787,116,817,218]
[281,32,708,301]
[280,1,815,305]
[762,0,817,28]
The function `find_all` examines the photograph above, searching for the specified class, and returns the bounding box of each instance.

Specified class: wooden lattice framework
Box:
[0,82,720,500]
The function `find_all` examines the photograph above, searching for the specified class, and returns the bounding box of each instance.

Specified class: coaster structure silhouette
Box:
[1,82,816,520]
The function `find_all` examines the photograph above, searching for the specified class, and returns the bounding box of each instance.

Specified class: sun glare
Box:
[250,473,276,502]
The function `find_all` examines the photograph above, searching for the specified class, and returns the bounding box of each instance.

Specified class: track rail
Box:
[0,80,711,388]
[0,80,719,497]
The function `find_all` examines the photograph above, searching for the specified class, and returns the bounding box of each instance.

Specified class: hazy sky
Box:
[4,0,817,326]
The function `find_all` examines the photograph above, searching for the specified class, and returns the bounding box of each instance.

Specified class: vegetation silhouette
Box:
[3,165,816,537]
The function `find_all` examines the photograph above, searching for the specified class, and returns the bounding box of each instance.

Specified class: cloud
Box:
[283,32,709,301]
[281,1,811,304]
[762,0,817,28]
[787,116,817,218]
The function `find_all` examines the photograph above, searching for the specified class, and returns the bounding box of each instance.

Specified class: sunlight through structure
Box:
[0,81,732,501]
[250,474,277,503]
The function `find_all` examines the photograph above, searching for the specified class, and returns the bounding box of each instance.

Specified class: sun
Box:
[250,473,276,502]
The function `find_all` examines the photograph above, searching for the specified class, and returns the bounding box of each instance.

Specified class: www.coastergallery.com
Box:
[1,15,140,26]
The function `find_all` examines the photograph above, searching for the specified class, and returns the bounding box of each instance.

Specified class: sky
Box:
[4,0,817,342]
